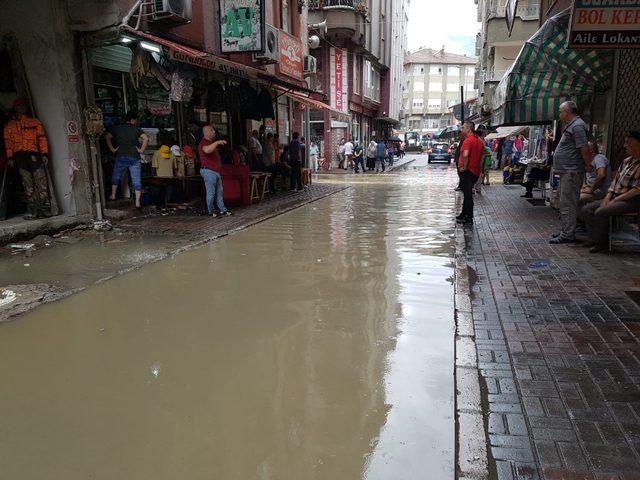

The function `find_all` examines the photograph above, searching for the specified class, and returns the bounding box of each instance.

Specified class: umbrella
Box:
[389,136,402,142]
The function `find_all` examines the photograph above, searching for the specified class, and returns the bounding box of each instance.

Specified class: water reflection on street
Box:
[0,161,458,480]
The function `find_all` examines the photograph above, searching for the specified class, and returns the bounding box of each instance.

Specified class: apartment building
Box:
[403,48,477,133]
[308,0,408,160]
[475,0,541,114]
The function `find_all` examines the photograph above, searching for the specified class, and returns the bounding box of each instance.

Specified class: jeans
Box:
[460,171,479,219]
[388,154,394,167]
[376,156,386,172]
[200,168,227,214]
[112,155,142,191]
[354,157,365,173]
[558,171,583,239]
[290,160,303,190]
[580,197,640,246]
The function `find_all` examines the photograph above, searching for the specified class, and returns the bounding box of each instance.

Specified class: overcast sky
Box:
[407,0,480,57]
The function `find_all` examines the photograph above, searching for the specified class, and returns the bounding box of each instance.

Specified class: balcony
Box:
[308,0,367,44]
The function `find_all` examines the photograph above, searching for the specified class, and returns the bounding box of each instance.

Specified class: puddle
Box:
[0,164,458,479]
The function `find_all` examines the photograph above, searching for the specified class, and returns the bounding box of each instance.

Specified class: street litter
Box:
[528,262,548,268]
[9,244,35,251]
[0,289,17,307]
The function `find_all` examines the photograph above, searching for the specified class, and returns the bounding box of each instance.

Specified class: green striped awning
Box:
[491,8,613,126]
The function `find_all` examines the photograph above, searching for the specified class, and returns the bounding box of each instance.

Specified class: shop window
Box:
[413,81,425,92]
[412,99,424,109]
[353,56,361,94]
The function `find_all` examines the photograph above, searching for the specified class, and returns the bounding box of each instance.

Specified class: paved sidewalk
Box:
[458,183,640,480]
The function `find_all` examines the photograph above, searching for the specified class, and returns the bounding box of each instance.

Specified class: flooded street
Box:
[0,162,459,480]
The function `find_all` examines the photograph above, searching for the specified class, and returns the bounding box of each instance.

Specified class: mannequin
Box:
[3,99,53,219]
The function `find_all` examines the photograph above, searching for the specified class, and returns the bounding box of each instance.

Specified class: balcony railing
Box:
[309,0,367,12]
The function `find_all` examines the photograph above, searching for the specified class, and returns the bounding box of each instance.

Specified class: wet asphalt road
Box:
[0,160,460,480]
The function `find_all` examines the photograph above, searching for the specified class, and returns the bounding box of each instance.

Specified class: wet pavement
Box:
[0,158,461,480]
[460,179,640,480]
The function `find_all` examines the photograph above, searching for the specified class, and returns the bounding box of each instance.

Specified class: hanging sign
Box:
[168,49,255,79]
[569,0,640,49]
[330,48,349,114]
[505,0,519,36]
[219,0,265,53]
[278,31,303,80]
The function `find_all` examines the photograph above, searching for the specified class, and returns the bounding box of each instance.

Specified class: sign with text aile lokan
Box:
[569,0,640,49]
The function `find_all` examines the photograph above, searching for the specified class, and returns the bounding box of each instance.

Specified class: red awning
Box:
[274,86,351,123]
[121,26,262,80]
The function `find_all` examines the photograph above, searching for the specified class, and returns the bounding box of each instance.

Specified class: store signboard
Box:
[569,0,640,49]
[329,48,349,114]
[219,0,265,53]
[168,49,255,79]
[278,31,303,79]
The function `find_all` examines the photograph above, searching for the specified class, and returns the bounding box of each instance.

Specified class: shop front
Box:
[83,26,329,211]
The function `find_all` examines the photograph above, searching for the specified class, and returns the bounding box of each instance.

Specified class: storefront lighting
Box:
[140,41,161,54]
[120,35,135,44]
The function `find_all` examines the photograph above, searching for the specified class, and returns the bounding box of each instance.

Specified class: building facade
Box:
[308,0,408,163]
[475,0,541,115]
[403,48,477,134]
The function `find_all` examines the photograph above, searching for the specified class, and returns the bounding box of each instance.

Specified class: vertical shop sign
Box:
[569,0,640,48]
[330,48,349,113]
[219,0,265,53]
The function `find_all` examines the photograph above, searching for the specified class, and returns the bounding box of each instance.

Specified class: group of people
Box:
[454,100,640,254]
[334,138,400,173]
[545,101,640,253]
[106,113,310,218]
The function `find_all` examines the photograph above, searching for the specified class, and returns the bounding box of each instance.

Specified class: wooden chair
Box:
[249,172,269,204]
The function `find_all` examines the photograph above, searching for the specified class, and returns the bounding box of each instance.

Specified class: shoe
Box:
[220,211,233,216]
[521,193,533,198]
[209,212,218,218]
[550,232,562,239]
[456,216,472,224]
[589,244,608,254]
[456,213,467,220]
[549,236,577,245]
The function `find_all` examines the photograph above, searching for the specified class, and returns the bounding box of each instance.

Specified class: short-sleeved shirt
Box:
[152,149,177,177]
[376,142,386,157]
[585,153,612,194]
[343,142,354,155]
[263,141,275,166]
[610,156,640,198]
[484,146,493,168]
[459,135,485,177]
[111,124,143,156]
[354,145,364,158]
[289,139,302,162]
[553,117,589,173]
[198,138,222,172]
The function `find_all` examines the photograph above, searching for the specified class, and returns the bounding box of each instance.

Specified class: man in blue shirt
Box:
[376,140,387,173]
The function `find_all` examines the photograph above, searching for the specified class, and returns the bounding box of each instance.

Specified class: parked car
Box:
[427,143,452,163]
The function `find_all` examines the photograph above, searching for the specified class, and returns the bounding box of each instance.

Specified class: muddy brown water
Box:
[0,164,458,480]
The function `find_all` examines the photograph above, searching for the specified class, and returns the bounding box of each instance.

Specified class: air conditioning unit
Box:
[253,24,279,64]
[152,0,192,24]
[303,55,317,74]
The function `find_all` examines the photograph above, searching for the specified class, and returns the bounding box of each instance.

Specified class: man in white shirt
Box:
[249,130,263,170]
[343,139,354,170]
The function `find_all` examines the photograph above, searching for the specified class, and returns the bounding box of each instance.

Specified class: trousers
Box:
[460,171,479,219]
[580,197,640,246]
[14,152,51,216]
[200,168,227,214]
[558,171,583,239]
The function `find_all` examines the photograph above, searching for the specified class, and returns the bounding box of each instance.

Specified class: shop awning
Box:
[274,85,351,123]
[121,25,262,80]
[491,8,613,126]
[485,126,527,140]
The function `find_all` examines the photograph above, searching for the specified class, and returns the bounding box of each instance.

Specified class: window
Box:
[413,81,425,92]
[448,66,460,76]
[447,83,459,91]
[353,57,361,94]
[414,65,425,75]
[412,99,424,109]
[364,60,381,102]
[429,82,442,92]
[430,65,442,74]
[447,99,458,107]
[428,98,441,109]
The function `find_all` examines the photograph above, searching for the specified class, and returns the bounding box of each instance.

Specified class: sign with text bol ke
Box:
[219,0,265,53]
[569,0,640,49]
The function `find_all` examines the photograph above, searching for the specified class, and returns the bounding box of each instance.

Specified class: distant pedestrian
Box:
[289,131,304,191]
[367,140,377,171]
[549,101,592,245]
[456,122,485,225]
[337,138,345,169]
[376,140,387,173]
[354,142,365,173]
[310,141,319,172]
[388,141,395,167]
[343,138,354,170]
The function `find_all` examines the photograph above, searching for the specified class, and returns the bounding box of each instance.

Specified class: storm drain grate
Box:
[526,199,547,206]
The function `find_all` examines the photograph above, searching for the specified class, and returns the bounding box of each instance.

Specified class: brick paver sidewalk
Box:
[459,183,640,480]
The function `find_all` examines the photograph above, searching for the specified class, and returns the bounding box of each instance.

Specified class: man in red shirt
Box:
[457,122,485,225]
[198,125,232,217]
